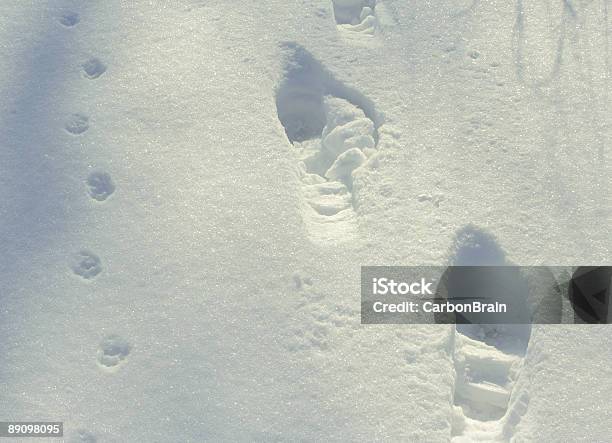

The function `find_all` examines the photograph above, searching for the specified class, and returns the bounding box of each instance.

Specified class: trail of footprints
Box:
[58,10,127,440]
[54,4,535,442]
[60,9,127,440]
[61,10,114,282]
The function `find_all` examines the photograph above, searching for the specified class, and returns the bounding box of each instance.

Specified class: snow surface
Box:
[0,0,610,442]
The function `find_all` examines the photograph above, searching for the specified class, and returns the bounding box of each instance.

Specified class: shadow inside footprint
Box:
[276,43,380,144]
[435,225,532,354]
[276,43,380,218]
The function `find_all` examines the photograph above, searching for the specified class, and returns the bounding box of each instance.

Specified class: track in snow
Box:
[447,226,532,442]
[331,0,378,37]
[276,43,381,245]
[59,6,117,441]
[451,329,530,442]
[513,0,577,87]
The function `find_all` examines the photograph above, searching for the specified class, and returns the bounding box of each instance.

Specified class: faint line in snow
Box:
[513,0,577,88]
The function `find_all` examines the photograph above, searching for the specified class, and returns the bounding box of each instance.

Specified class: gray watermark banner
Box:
[361,266,611,324]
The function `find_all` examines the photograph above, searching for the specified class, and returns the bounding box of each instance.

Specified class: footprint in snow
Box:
[276,43,381,244]
[332,0,378,37]
[444,226,533,442]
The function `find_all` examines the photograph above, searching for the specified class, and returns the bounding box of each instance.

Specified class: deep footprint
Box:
[332,0,377,36]
[447,226,531,442]
[276,43,380,244]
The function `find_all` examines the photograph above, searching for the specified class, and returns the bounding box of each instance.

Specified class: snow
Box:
[0,0,610,442]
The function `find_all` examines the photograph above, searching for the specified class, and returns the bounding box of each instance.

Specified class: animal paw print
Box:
[97,335,131,370]
[59,12,79,27]
[87,171,115,201]
[71,250,102,280]
[82,58,107,79]
[65,113,89,135]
